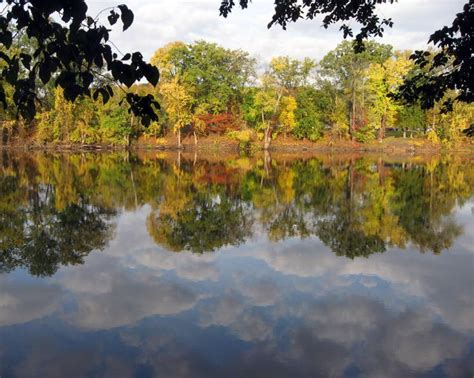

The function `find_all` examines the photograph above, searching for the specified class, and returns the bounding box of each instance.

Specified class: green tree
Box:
[99,103,132,146]
[251,87,279,149]
[151,41,255,115]
[319,41,392,139]
[294,87,324,141]
[268,56,316,91]
[396,104,426,138]
[222,1,473,111]
[366,53,412,141]
[328,96,349,139]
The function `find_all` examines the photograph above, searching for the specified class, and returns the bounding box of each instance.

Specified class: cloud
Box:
[239,237,341,278]
[134,249,220,282]
[238,279,281,306]
[64,271,200,329]
[198,293,273,341]
[0,277,62,326]
[380,311,467,371]
[93,207,221,282]
[2,199,472,376]
[241,236,474,334]
[87,0,466,62]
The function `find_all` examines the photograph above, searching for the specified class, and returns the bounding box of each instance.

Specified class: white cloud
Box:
[238,234,474,334]
[87,0,467,62]
[64,272,200,329]
[0,277,62,326]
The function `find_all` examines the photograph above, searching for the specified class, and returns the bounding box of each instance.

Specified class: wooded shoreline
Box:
[2,135,474,156]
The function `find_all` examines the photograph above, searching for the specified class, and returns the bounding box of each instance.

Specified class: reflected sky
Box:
[0,152,473,377]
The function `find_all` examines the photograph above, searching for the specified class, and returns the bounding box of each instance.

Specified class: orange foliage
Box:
[198,163,240,187]
[197,113,240,134]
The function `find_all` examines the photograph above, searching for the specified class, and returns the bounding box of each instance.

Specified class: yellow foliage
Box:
[427,129,440,144]
[159,77,193,135]
[278,96,297,134]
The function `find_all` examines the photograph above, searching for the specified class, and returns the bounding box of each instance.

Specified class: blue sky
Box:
[87,0,467,63]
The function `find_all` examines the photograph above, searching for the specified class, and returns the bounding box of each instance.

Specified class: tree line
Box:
[1,39,473,148]
[1,152,472,276]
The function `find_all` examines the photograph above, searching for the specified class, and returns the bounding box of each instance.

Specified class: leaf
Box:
[20,53,31,69]
[108,10,119,25]
[64,84,82,102]
[81,72,94,87]
[118,5,134,31]
[0,30,13,49]
[0,86,6,108]
[0,51,10,64]
[143,64,160,86]
[39,62,52,84]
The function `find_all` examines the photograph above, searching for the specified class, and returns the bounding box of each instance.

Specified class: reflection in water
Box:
[0,151,473,377]
[0,154,116,276]
[1,152,471,265]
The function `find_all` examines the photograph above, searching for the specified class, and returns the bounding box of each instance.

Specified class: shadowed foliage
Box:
[0,0,159,125]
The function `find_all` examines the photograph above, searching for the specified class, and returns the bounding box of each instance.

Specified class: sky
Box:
[87,0,467,63]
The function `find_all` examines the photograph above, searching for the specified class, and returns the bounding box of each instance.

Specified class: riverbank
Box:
[3,134,474,155]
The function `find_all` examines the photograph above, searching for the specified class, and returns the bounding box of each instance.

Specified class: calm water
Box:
[0,151,473,377]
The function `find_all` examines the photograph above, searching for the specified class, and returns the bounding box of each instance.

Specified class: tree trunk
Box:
[177,150,181,170]
[350,79,356,140]
[193,131,197,146]
[264,125,271,150]
[378,115,386,142]
[403,130,406,138]
[1,126,7,145]
[378,157,384,186]
[130,166,138,208]
[177,129,182,149]
[264,150,271,177]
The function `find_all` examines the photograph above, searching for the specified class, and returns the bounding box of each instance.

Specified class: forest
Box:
[1,37,473,149]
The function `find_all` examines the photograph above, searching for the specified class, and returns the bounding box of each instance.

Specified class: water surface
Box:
[1,151,473,377]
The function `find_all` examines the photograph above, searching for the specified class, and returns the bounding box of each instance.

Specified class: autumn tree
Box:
[159,78,193,149]
[319,41,392,139]
[366,52,412,141]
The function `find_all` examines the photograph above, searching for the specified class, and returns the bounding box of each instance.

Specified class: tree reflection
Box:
[316,161,386,258]
[392,162,464,253]
[0,155,115,276]
[1,152,472,261]
[147,163,253,253]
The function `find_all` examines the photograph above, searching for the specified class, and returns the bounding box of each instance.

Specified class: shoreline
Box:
[2,135,474,156]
